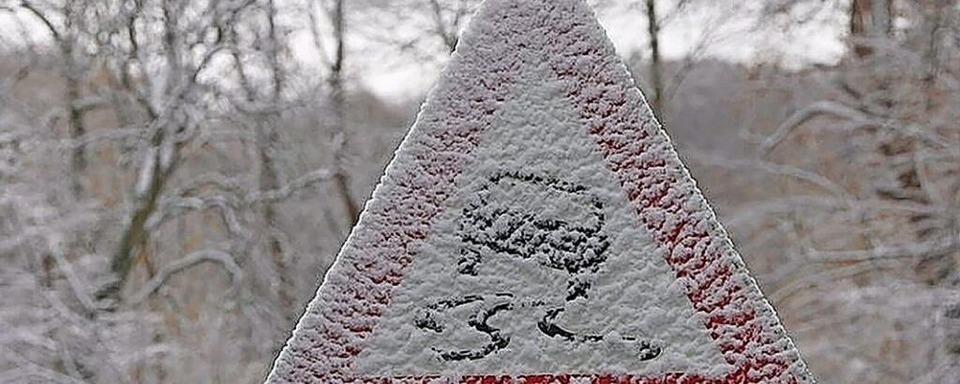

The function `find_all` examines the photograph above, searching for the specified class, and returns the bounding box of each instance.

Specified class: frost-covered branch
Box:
[759,100,873,156]
[247,168,334,204]
[687,151,854,200]
[806,237,958,263]
[129,250,242,305]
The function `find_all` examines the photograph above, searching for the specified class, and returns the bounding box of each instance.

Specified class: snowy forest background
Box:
[0,0,958,382]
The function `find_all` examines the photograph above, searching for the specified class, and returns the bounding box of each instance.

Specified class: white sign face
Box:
[265,0,814,383]
[354,71,730,377]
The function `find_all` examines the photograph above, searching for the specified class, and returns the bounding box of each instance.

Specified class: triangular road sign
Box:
[267,0,814,382]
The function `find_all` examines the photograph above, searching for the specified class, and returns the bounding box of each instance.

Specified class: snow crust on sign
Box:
[266,0,815,382]
[353,64,731,376]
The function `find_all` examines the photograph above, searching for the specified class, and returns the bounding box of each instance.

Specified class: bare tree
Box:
[328,0,360,228]
[354,0,480,63]
[18,1,91,197]
[96,0,249,307]
[615,0,744,120]
[850,0,893,58]
[1,0,347,381]
[707,0,960,381]
[645,0,664,116]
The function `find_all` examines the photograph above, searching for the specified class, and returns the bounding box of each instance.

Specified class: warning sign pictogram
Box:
[266,0,815,383]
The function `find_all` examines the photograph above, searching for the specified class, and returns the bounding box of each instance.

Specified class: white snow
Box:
[265,0,814,382]
[353,63,731,377]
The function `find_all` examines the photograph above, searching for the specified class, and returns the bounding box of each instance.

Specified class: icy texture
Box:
[354,69,730,377]
[265,0,814,383]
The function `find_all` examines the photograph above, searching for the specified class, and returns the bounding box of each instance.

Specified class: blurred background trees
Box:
[0,0,957,382]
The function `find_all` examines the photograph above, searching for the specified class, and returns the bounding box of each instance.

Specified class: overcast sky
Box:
[331,1,849,102]
[2,1,848,103]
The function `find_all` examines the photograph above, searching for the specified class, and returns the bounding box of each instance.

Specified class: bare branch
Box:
[759,100,872,156]
[129,250,242,305]
[247,168,334,204]
[686,151,855,200]
[806,237,958,263]
[18,1,62,41]
[49,244,101,315]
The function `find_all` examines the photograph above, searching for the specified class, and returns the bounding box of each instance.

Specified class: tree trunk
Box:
[65,57,87,199]
[329,0,360,228]
[850,0,893,58]
[260,0,295,314]
[98,141,177,306]
[99,2,182,306]
[645,0,664,120]
[429,0,459,53]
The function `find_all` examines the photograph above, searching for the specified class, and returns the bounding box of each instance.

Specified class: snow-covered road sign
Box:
[266,0,814,382]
